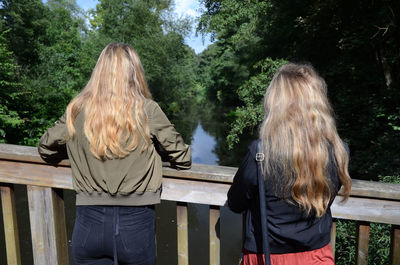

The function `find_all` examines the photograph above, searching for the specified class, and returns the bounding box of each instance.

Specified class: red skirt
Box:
[241,243,334,265]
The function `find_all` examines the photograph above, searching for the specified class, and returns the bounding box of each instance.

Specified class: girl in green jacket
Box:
[39,43,191,265]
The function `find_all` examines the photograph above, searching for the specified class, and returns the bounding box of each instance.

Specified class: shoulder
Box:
[143,98,163,118]
[235,139,260,170]
[144,98,158,110]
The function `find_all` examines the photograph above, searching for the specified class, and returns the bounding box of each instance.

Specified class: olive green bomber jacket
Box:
[38,99,191,206]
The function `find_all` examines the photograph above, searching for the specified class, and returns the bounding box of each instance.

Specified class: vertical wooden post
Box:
[52,188,68,264]
[391,225,400,265]
[209,205,220,265]
[27,186,68,265]
[356,221,370,265]
[177,202,188,265]
[0,184,22,265]
[330,219,337,259]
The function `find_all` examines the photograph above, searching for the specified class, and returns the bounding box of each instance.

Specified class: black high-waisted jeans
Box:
[72,205,156,265]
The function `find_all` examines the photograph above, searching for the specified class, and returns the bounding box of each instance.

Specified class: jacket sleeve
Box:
[148,101,191,169]
[227,142,258,213]
[38,112,68,164]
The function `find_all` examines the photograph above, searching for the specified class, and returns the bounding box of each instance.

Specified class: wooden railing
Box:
[0,143,399,265]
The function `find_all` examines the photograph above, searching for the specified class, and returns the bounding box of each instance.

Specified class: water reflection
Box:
[191,122,218,165]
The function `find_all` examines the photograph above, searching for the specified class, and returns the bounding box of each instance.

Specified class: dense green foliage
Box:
[198,0,400,181]
[1,0,94,144]
[0,0,199,145]
[0,29,23,142]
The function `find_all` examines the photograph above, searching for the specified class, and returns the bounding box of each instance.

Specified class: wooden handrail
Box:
[1,143,400,265]
[1,143,400,199]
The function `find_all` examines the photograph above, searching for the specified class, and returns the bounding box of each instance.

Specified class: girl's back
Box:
[228,63,351,265]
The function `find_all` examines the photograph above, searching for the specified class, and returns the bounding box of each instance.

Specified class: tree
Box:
[198,0,400,180]
[91,0,197,116]
[0,0,96,145]
[0,0,50,67]
[0,28,23,143]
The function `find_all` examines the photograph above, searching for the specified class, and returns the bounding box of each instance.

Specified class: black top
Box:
[227,140,347,254]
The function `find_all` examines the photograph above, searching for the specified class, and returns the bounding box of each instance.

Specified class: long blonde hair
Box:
[260,63,351,217]
[66,43,152,160]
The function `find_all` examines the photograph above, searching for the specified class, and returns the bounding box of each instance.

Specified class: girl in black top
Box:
[228,63,351,265]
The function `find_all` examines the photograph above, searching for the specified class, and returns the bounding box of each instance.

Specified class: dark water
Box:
[0,121,246,265]
[191,122,219,165]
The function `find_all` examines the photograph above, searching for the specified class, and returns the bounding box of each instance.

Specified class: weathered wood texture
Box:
[0,184,21,265]
[356,222,370,265]
[27,186,68,265]
[1,157,400,225]
[331,196,400,225]
[177,202,188,265]
[0,160,73,190]
[347,179,400,201]
[52,189,69,265]
[0,143,70,166]
[209,206,220,265]
[162,178,230,206]
[391,226,400,265]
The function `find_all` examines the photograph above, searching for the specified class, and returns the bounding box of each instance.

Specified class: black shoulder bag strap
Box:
[255,141,271,265]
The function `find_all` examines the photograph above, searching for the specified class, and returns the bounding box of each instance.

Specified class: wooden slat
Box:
[331,196,400,225]
[0,143,69,166]
[52,189,68,265]
[0,184,21,265]
[162,178,230,206]
[27,186,68,265]
[0,160,73,190]
[342,179,400,201]
[391,225,400,265]
[356,221,370,265]
[331,220,337,258]
[163,164,236,183]
[177,202,188,265]
[209,206,220,265]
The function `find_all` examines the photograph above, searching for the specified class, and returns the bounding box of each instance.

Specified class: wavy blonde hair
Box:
[66,43,152,160]
[260,63,351,217]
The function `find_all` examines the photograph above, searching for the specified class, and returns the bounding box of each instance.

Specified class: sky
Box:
[76,0,212,54]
